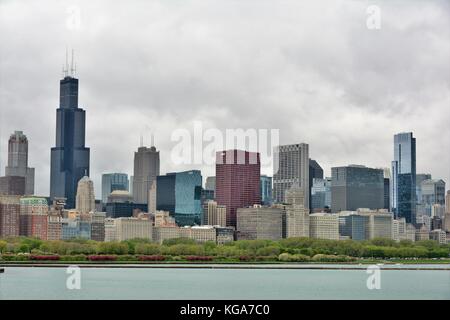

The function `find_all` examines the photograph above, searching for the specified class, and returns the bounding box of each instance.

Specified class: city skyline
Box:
[1,1,449,198]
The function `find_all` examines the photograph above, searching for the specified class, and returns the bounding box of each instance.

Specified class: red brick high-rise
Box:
[0,195,21,237]
[215,150,261,227]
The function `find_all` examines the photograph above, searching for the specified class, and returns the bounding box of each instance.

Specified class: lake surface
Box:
[1,266,449,300]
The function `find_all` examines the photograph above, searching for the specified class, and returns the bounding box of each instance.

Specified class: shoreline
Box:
[1,263,449,270]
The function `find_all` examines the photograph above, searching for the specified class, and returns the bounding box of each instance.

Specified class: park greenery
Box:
[0,237,449,263]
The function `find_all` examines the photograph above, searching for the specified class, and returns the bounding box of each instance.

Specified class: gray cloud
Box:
[0,0,449,197]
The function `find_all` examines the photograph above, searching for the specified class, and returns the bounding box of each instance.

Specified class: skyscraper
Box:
[260,175,273,205]
[331,165,384,212]
[391,132,416,224]
[309,159,323,208]
[216,150,261,228]
[5,131,35,195]
[50,61,90,209]
[101,173,129,204]
[273,143,309,208]
[156,170,202,226]
[420,179,446,215]
[133,145,160,204]
[75,176,95,214]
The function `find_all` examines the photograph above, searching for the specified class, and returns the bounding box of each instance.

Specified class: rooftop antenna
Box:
[150,132,154,147]
[140,134,144,147]
[70,49,76,77]
[63,47,69,77]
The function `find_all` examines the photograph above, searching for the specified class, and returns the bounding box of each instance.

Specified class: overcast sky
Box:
[0,0,449,198]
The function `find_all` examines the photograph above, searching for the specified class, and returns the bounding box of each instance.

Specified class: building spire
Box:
[70,49,76,77]
[63,47,69,77]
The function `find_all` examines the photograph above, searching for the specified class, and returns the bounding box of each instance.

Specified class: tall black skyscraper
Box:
[50,55,90,209]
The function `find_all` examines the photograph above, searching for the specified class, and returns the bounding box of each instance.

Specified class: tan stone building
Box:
[309,213,339,240]
[203,200,226,227]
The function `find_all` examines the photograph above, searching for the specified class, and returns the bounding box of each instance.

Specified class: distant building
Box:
[284,186,309,238]
[311,177,331,211]
[260,175,273,205]
[420,179,446,216]
[61,213,91,240]
[416,173,432,206]
[180,225,216,242]
[429,229,447,244]
[75,176,95,213]
[331,165,384,212]
[50,72,90,210]
[114,216,153,241]
[101,173,129,204]
[5,131,35,195]
[0,195,21,237]
[309,159,323,210]
[156,170,202,226]
[133,145,160,205]
[415,225,430,241]
[216,150,261,228]
[154,210,177,227]
[205,176,216,192]
[273,143,309,208]
[391,132,416,224]
[19,197,48,240]
[0,176,25,196]
[339,209,393,240]
[216,227,235,244]
[90,212,106,241]
[309,213,339,240]
[203,200,226,227]
[237,205,284,240]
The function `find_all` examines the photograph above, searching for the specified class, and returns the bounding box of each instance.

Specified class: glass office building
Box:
[50,75,90,209]
[391,132,416,224]
[331,165,384,212]
[101,173,129,204]
[157,170,202,226]
[260,175,273,205]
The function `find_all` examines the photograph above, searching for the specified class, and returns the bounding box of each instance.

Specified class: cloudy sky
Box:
[0,0,449,198]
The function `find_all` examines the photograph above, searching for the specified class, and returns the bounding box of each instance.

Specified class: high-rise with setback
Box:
[273,143,309,208]
[5,131,35,195]
[50,57,90,209]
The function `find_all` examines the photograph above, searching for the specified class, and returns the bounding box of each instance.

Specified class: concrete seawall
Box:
[0,263,449,270]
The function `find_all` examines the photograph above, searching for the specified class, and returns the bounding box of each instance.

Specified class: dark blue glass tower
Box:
[50,74,90,209]
[391,132,416,224]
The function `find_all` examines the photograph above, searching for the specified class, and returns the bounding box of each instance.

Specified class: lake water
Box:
[0,266,449,300]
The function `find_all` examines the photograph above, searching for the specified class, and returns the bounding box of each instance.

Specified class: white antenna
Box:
[140,134,143,147]
[70,49,76,76]
[151,132,154,147]
[63,48,69,77]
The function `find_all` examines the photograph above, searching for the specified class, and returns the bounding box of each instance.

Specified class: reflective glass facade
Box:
[50,76,90,209]
[391,133,416,224]
[260,175,273,205]
[156,170,202,226]
[101,173,129,204]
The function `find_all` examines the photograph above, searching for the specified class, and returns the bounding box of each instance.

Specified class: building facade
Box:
[311,177,331,211]
[156,170,202,226]
[260,175,273,205]
[0,195,21,237]
[19,197,48,240]
[101,173,129,204]
[133,145,160,205]
[5,131,35,195]
[309,213,339,240]
[75,176,95,214]
[391,132,416,224]
[216,150,261,228]
[203,200,226,227]
[273,143,309,208]
[331,165,384,213]
[236,205,284,240]
[0,176,25,196]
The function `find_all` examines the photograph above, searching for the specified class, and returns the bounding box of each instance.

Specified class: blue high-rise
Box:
[50,69,90,209]
[156,170,202,226]
[101,173,129,204]
[391,132,416,224]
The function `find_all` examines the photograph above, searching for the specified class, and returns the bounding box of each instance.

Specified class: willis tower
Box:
[50,51,90,209]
